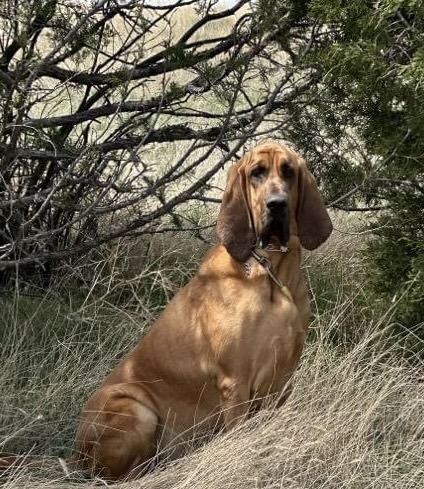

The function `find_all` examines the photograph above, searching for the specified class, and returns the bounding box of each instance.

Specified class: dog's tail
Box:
[0,452,77,478]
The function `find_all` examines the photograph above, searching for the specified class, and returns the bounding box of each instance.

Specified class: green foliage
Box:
[290,0,424,341]
[366,198,424,332]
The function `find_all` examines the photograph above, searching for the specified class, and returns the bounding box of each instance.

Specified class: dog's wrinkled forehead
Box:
[244,143,298,169]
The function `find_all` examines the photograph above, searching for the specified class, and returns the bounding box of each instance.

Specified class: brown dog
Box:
[72,141,332,480]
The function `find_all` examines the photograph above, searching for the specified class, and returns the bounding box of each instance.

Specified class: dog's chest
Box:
[248,308,304,398]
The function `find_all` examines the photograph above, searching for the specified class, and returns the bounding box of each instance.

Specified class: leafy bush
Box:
[365,201,424,356]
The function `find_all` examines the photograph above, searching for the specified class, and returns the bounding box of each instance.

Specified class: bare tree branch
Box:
[0,0,324,279]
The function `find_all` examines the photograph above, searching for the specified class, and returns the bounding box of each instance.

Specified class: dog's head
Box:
[217,141,333,262]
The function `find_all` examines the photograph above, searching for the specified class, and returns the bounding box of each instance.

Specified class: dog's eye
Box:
[281,164,294,179]
[251,166,267,179]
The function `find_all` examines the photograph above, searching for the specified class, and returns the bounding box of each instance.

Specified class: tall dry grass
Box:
[0,215,423,488]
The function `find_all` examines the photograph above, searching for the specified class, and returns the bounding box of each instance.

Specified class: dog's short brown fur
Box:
[73,141,332,480]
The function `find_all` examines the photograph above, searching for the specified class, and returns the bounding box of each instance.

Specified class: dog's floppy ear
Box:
[217,160,256,262]
[296,160,333,250]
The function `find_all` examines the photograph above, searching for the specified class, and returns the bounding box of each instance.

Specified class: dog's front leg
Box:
[218,376,250,430]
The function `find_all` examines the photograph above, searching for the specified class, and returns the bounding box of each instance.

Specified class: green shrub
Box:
[364,199,424,359]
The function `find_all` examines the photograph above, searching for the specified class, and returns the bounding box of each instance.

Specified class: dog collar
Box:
[256,238,290,254]
[244,249,293,302]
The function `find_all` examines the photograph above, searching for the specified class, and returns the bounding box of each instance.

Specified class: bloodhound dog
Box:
[72,141,332,480]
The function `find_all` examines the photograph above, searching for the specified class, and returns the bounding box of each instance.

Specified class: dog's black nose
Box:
[266,195,288,212]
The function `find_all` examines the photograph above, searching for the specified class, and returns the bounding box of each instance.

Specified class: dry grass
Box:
[2,316,422,489]
[0,216,423,488]
[130,325,423,489]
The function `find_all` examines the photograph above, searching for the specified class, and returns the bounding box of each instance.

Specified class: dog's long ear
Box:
[296,160,333,250]
[216,161,256,262]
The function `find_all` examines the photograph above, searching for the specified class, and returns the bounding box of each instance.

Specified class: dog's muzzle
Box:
[261,194,290,247]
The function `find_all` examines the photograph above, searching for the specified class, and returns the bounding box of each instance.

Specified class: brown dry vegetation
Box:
[35,4,248,103]
[1,214,423,488]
